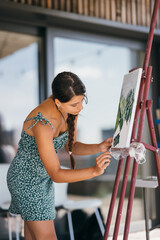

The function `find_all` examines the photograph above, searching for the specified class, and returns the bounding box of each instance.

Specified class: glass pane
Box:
[54,36,145,225]
[54,37,143,172]
[0,30,39,163]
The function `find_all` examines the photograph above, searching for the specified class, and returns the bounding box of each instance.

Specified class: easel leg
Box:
[104,158,124,239]
[113,156,132,239]
[123,160,138,240]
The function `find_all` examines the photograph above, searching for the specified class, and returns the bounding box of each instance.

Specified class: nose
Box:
[78,103,83,112]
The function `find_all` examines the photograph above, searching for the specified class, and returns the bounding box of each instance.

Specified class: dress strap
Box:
[24,112,54,131]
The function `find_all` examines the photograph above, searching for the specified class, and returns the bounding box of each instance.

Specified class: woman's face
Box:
[59,95,84,115]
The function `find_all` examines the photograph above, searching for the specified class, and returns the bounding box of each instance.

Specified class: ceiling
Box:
[0,30,39,59]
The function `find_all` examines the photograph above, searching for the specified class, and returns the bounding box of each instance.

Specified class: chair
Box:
[54,166,105,240]
[0,163,20,240]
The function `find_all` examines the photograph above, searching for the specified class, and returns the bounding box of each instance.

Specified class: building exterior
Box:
[0,0,160,238]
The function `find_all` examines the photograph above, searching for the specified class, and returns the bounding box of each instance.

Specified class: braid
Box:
[67,114,76,169]
[51,71,87,168]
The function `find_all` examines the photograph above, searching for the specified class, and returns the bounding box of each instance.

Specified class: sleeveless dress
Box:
[7,112,68,221]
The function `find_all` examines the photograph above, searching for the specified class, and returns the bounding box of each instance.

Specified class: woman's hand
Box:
[93,152,111,176]
[99,137,113,153]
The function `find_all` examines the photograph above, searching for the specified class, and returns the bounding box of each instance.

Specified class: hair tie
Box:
[69,151,72,155]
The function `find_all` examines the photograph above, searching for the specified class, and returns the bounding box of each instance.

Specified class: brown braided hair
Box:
[67,114,76,169]
[52,72,87,169]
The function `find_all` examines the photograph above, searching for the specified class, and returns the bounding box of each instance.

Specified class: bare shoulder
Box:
[31,112,61,139]
[24,97,61,136]
[32,120,54,140]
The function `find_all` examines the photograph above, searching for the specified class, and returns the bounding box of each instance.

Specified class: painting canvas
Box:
[112,68,143,148]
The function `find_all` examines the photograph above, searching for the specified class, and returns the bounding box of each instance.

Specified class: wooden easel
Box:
[104,0,160,239]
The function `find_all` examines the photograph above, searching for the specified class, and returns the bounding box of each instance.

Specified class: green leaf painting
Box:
[113,89,134,147]
[113,133,120,146]
[125,89,134,122]
[112,68,142,148]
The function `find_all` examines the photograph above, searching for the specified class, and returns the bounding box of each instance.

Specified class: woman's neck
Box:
[49,96,68,121]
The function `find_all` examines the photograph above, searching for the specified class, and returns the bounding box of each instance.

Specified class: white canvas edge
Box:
[112,68,143,149]
[124,68,142,147]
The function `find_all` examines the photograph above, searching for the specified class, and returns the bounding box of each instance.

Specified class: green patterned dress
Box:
[7,112,68,221]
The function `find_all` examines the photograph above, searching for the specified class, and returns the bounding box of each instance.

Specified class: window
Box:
[54,37,144,175]
[51,33,146,227]
[0,30,39,163]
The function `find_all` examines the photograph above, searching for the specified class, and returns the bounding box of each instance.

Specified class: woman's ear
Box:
[54,99,61,109]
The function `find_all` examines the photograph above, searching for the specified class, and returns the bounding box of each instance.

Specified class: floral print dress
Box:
[7,112,68,221]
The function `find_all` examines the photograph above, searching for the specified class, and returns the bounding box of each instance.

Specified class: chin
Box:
[71,112,79,116]
[68,110,80,115]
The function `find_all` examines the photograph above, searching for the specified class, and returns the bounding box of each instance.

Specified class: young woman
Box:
[7,72,112,240]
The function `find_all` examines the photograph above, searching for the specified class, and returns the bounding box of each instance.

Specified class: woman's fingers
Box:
[105,138,113,145]
[97,157,110,166]
[96,152,111,169]
[106,137,113,142]
[97,158,110,168]
[103,161,110,168]
[94,152,112,176]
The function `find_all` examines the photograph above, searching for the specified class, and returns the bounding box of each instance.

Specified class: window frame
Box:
[0,22,46,103]
[46,26,146,96]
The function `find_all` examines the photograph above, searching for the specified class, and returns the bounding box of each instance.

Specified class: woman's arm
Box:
[72,142,101,155]
[33,122,111,183]
[72,138,113,155]
[72,142,111,155]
